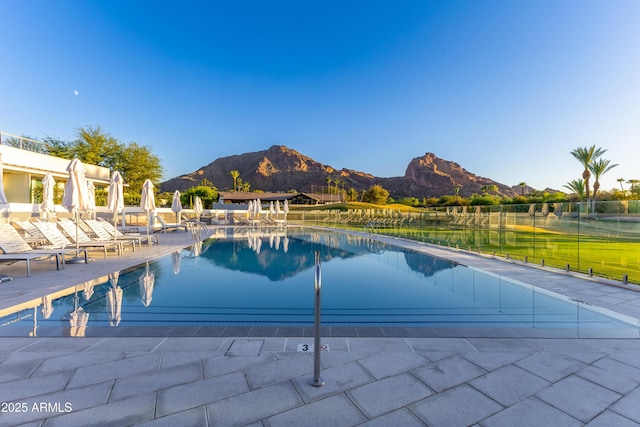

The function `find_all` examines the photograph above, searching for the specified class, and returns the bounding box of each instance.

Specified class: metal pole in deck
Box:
[311,250,325,387]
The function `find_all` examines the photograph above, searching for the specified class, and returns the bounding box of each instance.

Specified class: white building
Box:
[0,136,110,218]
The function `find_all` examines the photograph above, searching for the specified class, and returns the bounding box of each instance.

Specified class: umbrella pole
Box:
[113,212,118,243]
[75,210,80,250]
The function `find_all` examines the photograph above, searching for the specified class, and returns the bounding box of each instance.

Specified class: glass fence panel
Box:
[296,200,640,284]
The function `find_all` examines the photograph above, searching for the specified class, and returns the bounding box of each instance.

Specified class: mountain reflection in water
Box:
[199,230,455,281]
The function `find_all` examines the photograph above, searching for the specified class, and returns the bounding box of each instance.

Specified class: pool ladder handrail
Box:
[312,250,325,387]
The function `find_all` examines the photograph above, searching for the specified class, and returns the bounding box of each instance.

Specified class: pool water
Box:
[1,228,638,337]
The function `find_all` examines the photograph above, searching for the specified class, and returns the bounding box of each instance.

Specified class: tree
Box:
[362,184,389,204]
[181,185,219,208]
[74,126,124,170]
[119,142,163,194]
[518,182,527,196]
[41,126,163,196]
[589,158,618,212]
[570,145,606,213]
[564,179,586,201]
[617,178,625,191]
[42,136,75,158]
[229,170,240,192]
[237,178,250,192]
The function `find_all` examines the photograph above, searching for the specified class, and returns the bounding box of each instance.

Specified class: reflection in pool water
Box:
[0,228,638,337]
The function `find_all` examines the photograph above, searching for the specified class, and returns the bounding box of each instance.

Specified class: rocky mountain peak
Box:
[160,146,517,198]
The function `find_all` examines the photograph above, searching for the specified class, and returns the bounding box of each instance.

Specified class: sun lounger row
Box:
[1,218,159,277]
[0,223,88,277]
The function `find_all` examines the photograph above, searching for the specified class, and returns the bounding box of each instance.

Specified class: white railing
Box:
[0,131,48,154]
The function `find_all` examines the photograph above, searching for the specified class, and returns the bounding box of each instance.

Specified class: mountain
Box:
[160,145,517,198]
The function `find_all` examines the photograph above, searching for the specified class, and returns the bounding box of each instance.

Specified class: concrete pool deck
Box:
[1,226,640,426]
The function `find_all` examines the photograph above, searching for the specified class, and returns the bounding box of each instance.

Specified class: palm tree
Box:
[453,185,462,204]
[570,145,606,213]
[589,158,618,212]
[564,179,585,201]
[333,178,340,201]
[229,170,240,192]
[617,178,625,191]
[518,182,527,197]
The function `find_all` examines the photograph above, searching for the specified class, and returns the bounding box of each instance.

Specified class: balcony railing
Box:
[0,131,48,154]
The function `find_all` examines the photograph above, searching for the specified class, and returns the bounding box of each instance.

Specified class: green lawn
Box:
[287,203,640,284]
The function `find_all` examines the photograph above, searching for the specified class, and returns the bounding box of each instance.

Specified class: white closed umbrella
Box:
[140,179,156,238]
[40,174,56,221]
[194,196,203,222]
[0,153,8,225]
[69,307,89,337]
[139,262,155,307]
[107,171,124,240]
[41,295,53,320]
[86,180,96,220]
[275,200,281,219]
[283,199,289,221]
[269,201,275,218]
[62,159,90,249]
[171,190,183,224]
[0,153,7,205]
[247,200,254,220]
[107,272,122,327]
[83,279,98,301]
[172,251,181,275]
[106,286,123,327]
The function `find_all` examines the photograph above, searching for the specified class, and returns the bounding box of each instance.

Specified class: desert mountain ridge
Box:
[161,145,526,198]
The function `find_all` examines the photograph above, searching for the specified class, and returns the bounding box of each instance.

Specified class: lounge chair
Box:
[31,221,122,258]
[58,219,136,254]
[155,215,189,232]
[78,219,141,251]
[95,218,159,247]
[0,223,87,276]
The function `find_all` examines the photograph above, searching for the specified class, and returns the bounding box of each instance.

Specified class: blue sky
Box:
[1,0,639,192]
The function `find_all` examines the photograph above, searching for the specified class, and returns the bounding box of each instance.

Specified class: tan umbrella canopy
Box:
[107,171,124,239]
[171,190,183,223]
[62,159,90,249]
[86,180,96,219]
[140,179,156,237]
[40,174,56,221]
[194,196,203,222]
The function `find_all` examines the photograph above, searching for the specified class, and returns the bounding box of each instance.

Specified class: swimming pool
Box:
[1,228,638,338]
